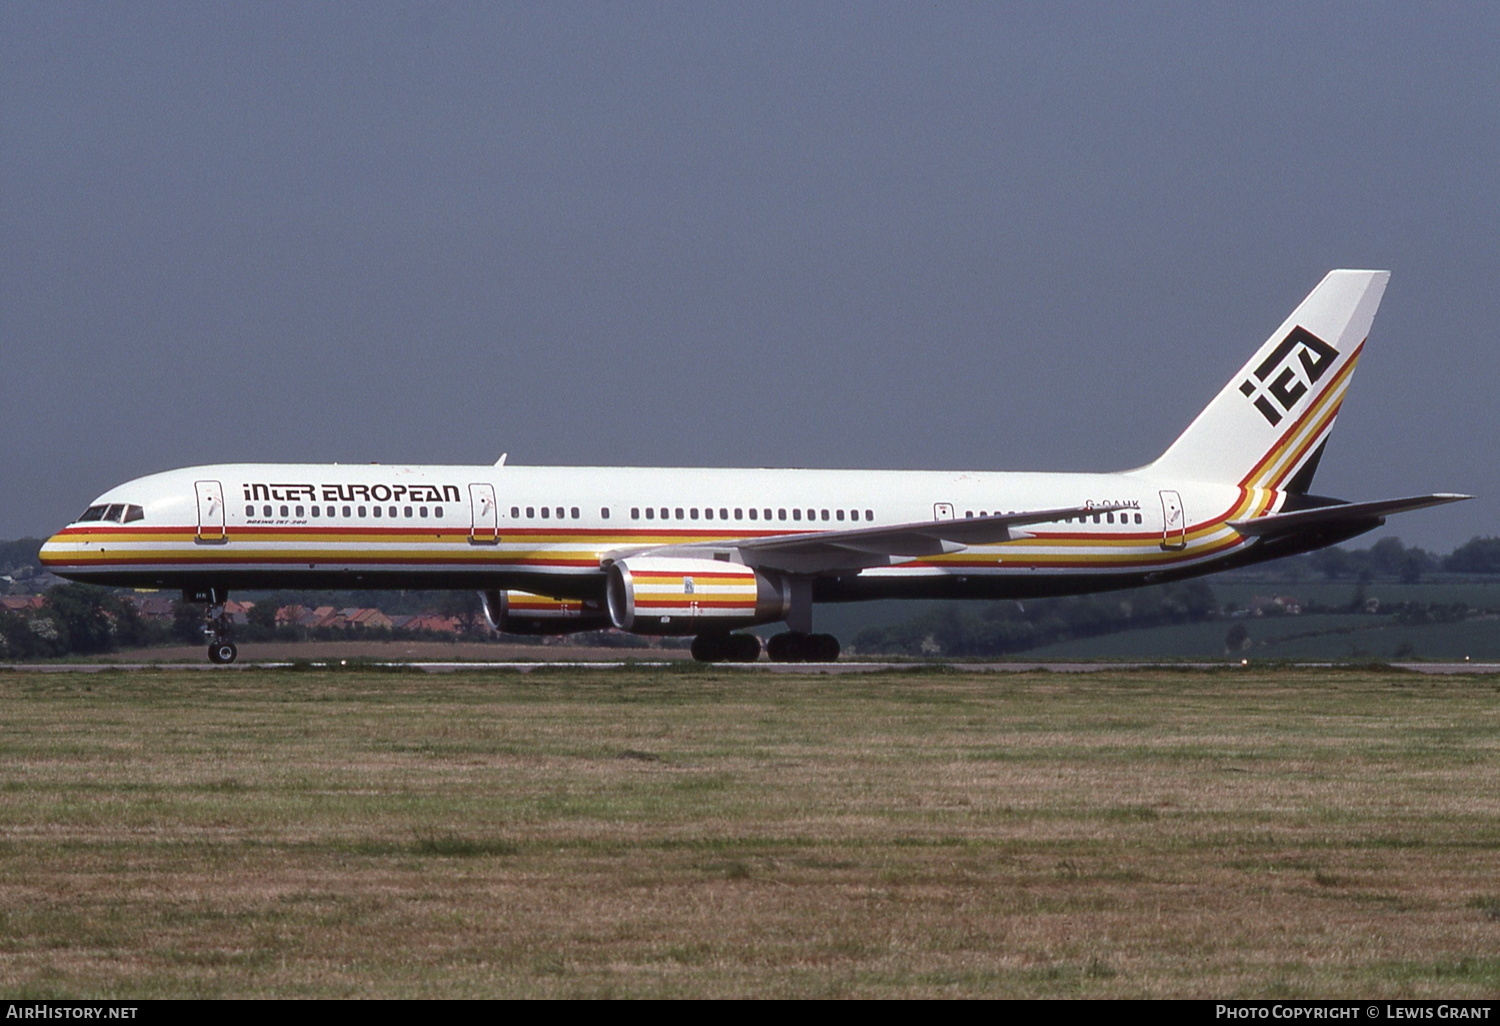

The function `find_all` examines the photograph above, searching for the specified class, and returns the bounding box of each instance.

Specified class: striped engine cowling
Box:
[606,557,791,635]
[479,589,613,635]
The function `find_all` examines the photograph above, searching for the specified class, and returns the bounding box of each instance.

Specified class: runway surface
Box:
[5,660,1498,674]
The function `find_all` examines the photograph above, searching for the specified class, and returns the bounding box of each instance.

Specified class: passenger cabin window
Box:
[601,508,610,519]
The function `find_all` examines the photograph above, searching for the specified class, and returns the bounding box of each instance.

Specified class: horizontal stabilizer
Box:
[1228,494,1470,537]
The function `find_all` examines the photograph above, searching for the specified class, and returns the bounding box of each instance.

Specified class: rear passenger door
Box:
[1159,490,1186,550]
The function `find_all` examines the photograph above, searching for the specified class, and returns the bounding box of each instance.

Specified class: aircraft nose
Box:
[38,532,67,571]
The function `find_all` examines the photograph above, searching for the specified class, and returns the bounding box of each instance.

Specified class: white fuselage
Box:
[39,461,1261,602]
[44,270,1458,651]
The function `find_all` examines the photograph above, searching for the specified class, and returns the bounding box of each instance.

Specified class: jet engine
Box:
[606,557,789,635]
[478,589,612,635]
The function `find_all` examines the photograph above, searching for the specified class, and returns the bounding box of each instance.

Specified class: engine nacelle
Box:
[478,589,613,635]
[606,557,789,635]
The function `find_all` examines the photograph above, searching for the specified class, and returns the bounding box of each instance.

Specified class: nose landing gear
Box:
[190,588,238,664]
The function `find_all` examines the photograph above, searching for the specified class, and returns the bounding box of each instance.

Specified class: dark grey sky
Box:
[3,3,1495,549]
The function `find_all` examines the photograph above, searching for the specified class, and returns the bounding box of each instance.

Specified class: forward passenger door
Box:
[195,480,226,543]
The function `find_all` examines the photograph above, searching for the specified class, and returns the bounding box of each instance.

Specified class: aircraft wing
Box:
[615,503,1128,575]
[1228,494,1471,538]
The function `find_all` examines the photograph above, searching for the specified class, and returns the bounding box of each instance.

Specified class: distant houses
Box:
[123,596,466,635]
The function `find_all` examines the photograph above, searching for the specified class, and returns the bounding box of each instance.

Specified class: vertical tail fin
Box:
[1146,269,1389,492]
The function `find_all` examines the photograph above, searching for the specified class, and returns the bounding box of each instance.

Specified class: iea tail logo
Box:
[1238,326,1338,426]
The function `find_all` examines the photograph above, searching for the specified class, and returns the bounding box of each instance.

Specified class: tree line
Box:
[4,534,1498,659]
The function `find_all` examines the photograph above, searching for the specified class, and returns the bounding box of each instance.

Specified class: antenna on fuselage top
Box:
[495,453,508,467]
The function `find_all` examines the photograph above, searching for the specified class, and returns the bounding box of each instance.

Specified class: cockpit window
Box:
[76,503,143,524]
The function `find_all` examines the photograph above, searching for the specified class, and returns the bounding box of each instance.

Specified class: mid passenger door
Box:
[469,483,499,544]
[1159,490,1186,550]
[195,480,226,543]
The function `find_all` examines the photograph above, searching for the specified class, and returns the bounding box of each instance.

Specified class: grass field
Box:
[1020,614,1500,661]
[2,665,1499,998]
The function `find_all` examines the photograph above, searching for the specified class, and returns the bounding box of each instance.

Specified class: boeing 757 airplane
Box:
[40,270,1467,663]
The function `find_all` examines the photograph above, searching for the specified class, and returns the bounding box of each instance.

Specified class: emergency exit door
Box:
[469,483,499,543]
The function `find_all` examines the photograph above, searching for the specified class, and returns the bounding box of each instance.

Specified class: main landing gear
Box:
[689,633,763,663]
[687,630,841,663]
[766,631,840,663]
[193,588,238,664]
[685,579,841,664]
